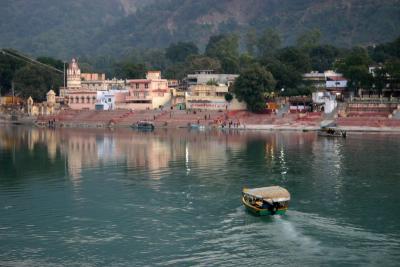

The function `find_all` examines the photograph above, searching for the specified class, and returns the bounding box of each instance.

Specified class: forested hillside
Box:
[0,0,399,58]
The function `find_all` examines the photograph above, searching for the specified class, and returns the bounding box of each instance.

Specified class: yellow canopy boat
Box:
[242,186,291,215]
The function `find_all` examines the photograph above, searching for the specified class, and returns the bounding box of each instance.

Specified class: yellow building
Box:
[186,84,246,110]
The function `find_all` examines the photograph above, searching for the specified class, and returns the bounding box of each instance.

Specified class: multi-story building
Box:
[304,70,348,99]
[183,70,245,110]
[303,70,346,90]
[186,84,246,110]
[61,58,171,110]
[123,71,171,110]
[60,58,127,110]
[185,70,238,89]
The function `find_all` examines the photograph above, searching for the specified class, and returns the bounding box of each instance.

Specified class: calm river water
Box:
[0,126,399,266]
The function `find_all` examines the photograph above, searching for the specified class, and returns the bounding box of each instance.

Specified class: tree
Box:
[277,47,311,73]
[224,92,233,103]
[245,28,258,56]
[36,57,64,71]
[309,45,340,71]
[296,29,321,51]
[372,66,387,96]
[257,28,281,58]
[262,58,303,92]
[114,62,147,79]
[233,64,276,112]
[186,55,221,72]
[205,34,239,58]
[165,42,199,63]
[0,52,26,95]
[205,34,240,73]
[164,62,187,80]
[336,47,372,93]
[14,65,62,100]
[385,59,400,95]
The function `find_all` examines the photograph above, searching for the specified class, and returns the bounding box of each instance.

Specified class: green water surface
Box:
[0,127,399,266]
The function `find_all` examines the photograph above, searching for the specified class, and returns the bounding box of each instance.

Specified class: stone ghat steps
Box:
[150,111,223,127]
[344,103,399,118]
[38,110,134,126]
[336,117,400,127]
[116,110,165,126]
[345,112,391,118]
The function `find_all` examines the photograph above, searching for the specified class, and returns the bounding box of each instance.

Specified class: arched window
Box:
[75,96,79,103]
[86,96,90,103]
[70,97,74,104]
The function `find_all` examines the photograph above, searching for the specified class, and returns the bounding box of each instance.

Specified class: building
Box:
[185,70,238,89]
[59,59,173,110]
[82,76,125,91]
[66,58,81,90]
[27,90,59,116]
[303,70,346,90]
[325,76,348,94]
[186,84,245,110]
[95,90,129,111]
[67,91,98,110]
[123,71,171,110]
[60,58,125,108]
[303,70,348,99]
[312,92,337,114]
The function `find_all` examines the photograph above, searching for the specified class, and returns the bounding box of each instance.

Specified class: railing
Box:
[125,96,152,101]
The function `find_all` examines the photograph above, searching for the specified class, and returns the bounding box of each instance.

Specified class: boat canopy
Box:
[243,186,290,202]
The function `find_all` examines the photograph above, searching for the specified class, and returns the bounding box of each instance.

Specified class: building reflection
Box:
[0,127,319,185]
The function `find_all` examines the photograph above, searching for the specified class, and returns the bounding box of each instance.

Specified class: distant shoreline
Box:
[2,119,400,132]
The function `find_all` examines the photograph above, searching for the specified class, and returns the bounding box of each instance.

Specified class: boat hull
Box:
[317,130,346,138]
[241,197,287,216]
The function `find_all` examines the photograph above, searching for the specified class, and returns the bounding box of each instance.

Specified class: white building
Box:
[312,92,337,114]
[186,70,238,87]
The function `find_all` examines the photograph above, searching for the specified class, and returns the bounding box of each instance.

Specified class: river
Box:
[0,127,399,266]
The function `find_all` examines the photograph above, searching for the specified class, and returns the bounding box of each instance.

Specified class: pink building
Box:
[122,71,171,110]
[67,91,97,110]
[61,58,171,110]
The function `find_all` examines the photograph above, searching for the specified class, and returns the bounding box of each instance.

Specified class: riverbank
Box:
[3,109,400,132]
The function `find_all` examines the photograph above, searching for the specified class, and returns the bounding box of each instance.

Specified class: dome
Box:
[47,89,56,96]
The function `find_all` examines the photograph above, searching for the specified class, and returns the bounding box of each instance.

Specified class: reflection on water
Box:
[0,127,400,266]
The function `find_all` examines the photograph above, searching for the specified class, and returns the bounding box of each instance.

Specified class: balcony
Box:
[125,95,152,101]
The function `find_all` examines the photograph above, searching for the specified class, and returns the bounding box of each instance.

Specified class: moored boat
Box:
[242,186,290,215]
[131,121,155,131]
[317,128,346,138]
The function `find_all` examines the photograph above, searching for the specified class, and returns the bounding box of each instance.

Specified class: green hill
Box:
[0,0,399,58]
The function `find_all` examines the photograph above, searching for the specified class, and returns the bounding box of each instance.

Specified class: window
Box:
[145,83,149,89]
[108,98,112,103]
[136,84,139,89]
[144,92,149,97]
[134,92,139,97]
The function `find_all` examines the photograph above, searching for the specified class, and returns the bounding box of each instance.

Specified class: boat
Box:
[188,123,205,130]
[131,121,155,131]
[317,128,346,138]
[242,186,290,216]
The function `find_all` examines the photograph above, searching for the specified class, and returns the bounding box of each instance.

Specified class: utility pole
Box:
[11,81,14,105]
[63,61,66,88]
